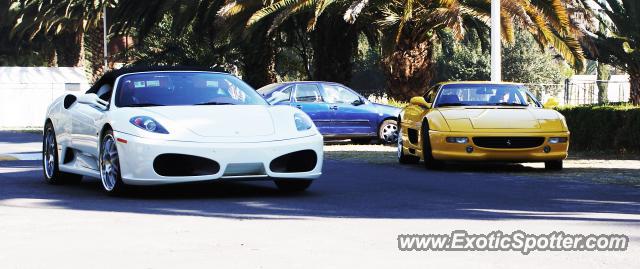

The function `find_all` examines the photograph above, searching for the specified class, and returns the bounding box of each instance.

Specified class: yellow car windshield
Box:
[435,84,541,108]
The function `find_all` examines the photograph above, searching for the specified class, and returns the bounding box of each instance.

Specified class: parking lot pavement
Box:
[0,131,41,160]
[1,131,639,268]
[325,144,640,186]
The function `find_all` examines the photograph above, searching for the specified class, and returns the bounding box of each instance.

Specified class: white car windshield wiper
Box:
[194,101,236,106]
[126,103,166,107]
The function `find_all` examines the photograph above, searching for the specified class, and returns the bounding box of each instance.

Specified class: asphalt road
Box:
[1,131,639,268]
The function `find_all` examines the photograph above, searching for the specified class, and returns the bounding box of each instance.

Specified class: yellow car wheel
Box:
[421,121,444,170]
[545,160,563,170]
[397,120,419,164]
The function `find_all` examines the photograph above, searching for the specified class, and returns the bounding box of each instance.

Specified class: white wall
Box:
[0,67,89,128]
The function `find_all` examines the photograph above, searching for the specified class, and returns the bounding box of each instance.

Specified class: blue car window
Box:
[324,85,359,104]
[323,85,341,103]
[295,84,322,102]
[336,86,361,104]
[267,86,292,104]
[257,83,283,96]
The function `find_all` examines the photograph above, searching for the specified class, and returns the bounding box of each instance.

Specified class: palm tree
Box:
[248,0,586,100]
[1,0,55,65]
[114,0,279,88]
[216,0,280,87]
[576,0,640,105]
[11,0,112,67]
[243,0,368,84]
[369,0,586,99]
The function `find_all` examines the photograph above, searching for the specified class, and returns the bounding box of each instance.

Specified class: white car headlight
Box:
[294,113,313,131]
[130,116,169,134]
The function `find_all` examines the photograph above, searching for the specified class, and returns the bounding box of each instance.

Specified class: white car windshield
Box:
[115,72,268,107]
[435,84,541,107]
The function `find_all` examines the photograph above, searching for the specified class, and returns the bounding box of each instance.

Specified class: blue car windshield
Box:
[435,84,540,107]
[115,72,268,107]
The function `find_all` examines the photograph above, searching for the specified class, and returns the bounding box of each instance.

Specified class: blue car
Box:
[257,81,401,144]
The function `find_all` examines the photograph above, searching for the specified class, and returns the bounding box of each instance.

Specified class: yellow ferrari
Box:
[397,82,569,170]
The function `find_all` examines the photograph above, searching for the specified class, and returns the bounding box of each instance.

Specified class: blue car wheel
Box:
[378,119,399,144]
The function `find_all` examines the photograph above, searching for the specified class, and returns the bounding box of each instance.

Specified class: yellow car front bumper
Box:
[427,131,569,162]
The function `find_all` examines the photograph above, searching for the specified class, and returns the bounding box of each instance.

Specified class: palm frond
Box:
[246,0,304,27]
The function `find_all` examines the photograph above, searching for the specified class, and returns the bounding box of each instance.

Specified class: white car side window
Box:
[96,84,113,102]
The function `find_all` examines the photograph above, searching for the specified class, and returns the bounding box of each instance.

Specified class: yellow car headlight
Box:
[549,137,568,144]
[446,137,469,144]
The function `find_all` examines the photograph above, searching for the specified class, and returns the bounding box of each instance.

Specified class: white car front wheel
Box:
[99,130,127,194]
[274,179,313,192]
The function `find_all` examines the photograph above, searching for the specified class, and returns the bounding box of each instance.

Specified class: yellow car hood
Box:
[438,107,566,132]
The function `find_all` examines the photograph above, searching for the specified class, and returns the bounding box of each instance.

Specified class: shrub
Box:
[556,105,640,154]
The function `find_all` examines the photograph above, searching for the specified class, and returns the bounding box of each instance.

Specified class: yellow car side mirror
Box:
[543,97,559,108]
[410,97,432,108]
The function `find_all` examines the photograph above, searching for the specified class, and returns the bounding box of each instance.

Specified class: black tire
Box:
[351,138,373,145]
[545,160,563,170]
[42,122,83,184]
[274,179,313,192]
[378,119,399,144]
[421,121,444,170]
[99,129,127,195]
[397,119,420,164]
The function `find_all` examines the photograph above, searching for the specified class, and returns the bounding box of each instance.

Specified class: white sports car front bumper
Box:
[113,131,323,185]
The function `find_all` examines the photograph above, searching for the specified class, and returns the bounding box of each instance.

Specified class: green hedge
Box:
[556,105,640,154]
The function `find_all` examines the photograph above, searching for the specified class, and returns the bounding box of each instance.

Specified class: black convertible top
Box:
[87,65,228,93]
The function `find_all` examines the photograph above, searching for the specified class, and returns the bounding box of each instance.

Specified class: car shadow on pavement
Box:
[0,160,639,222]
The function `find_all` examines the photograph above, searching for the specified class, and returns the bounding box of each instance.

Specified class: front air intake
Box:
[473,137,545,149]
[269,150,317,173]
[153,154,220,177]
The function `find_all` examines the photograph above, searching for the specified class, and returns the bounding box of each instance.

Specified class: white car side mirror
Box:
[77,93,108,110]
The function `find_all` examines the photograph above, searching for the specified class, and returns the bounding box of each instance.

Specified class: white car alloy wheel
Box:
[43,129,56,179]
[42,123,83,184]
[100,134,120,192]
[379,120,398,144]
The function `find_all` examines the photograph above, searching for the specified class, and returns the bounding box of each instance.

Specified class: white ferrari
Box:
[42,68,323,194]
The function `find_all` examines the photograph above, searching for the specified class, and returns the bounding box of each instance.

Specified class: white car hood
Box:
[137,105,275,137]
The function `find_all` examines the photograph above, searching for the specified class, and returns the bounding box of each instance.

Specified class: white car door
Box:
[70,85,111,165]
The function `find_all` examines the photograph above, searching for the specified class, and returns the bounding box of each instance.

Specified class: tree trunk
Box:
[53,28,85,67]
[596,62,610,104]
[383,37,435,101]
[84,26,106,82]
[310,15,358,84]
[46,46,57,67]
[630,68,640,106]
[240,35,277,89]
